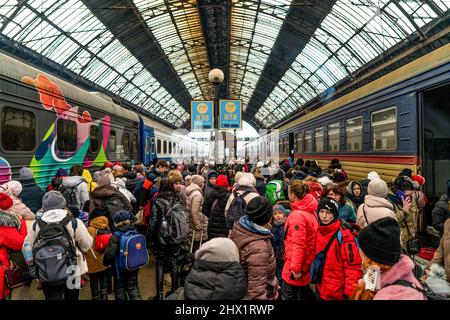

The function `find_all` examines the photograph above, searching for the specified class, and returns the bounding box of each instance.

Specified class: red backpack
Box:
[94,228,112,253]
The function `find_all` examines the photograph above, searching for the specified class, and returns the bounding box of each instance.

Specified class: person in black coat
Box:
[204,175,230,239]
[17,167,44,214]
[103,210,142,300]
[148,177,184,300]
[166,238,247,300]
[432,180,450,235]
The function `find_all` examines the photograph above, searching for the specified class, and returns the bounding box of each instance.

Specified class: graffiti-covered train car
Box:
[0,51,174,187]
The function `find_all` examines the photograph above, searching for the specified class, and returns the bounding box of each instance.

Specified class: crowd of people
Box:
[0,156,449,301]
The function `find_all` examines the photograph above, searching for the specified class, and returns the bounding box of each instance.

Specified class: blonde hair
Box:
[114,220,131,228]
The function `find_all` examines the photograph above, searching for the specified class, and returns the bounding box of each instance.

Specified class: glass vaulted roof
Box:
[0,1,448,129]
[0,0,190,127]
[255,0,449,127]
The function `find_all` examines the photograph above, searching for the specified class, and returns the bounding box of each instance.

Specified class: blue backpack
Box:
[114,230,149,277]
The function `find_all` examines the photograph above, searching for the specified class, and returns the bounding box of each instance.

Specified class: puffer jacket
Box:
[374,254,427,300]
[356,195,397,228]
[432,194,449,234]
[85,215,109,274]
[186,183,208,242]
[149,191,185,250]
[82,170,96,193]
[431,219,450,282]
[230,216,278,300]
[315,220,362,300]
[338,201,356,223]
[24,209,93,277]
[18,179,44,214]
[282,193,319,286]
[0,211,27,300]
[0,181,35,220]
[254,175,266,196]
[62,176,89,210]
[205,185,230,239]
[183,240,247,300]
[388,191,419,250]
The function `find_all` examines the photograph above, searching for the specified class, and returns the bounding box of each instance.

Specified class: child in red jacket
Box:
[314,197,362,300]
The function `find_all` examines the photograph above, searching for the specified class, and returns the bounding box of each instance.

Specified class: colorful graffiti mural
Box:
[21,75,110,187]
[0,157,12,185]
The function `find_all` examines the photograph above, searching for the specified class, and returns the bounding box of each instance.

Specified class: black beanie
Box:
[399,168,412,178]
[245,196,273,226]
[358,217,402,266]
[317,197,339,219]
[274,169,285,181]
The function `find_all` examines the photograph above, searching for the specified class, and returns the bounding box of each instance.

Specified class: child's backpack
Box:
[59,181,83,207]
[94,227,112,253]
[159,199,189,245]
[103,194,129,220]
[114,230,149,276]
[32,216,78,285]
[226,191,252,229]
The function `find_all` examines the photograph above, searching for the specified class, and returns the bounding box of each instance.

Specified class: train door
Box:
[419,83,450,228]
[288,132,294,160]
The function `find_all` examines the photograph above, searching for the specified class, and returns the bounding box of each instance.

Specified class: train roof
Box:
[0,51,139,122]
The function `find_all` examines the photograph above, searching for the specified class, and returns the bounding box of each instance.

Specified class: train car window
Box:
[151,137,155,153]
[345,116,363,152]
[132,134,138,158]
[56,118,77,152]
[89,126,100,153]
[163,140,167,154]
[372,107,397,151]
[295,132,302,153]
[109,130,116,152]
[284,137,289,154]
[314,128,324,152]
[145,136,149,154]
[174,142,177,155]
[1,107,36,151]
[304,130,312,153]
[328,122,340,152]
[169,141,172,154]
[157,139,161,154]
[123,132,130,157]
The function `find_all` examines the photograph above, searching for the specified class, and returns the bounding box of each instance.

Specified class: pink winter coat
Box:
[0,181,35,220]
[374,254,427,300]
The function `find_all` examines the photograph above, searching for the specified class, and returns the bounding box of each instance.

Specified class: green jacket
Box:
[265,180,285,205]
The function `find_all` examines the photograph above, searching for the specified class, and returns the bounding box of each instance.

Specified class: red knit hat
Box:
[215,174,229,188]
[0,192,13,210]
[104,161,114,168]
[305,181,323,200]
[412,174,425,186]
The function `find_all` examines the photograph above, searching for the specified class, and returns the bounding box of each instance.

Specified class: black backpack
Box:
[385,279,448,300]
[226,191,251,230]
[59,181,83,207]
[32,216,78,285]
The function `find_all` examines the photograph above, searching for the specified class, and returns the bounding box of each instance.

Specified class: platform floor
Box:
[11,255,173,300]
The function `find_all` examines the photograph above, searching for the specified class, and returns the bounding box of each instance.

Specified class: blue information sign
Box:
[219,100,242,130]
[191,101,214,131]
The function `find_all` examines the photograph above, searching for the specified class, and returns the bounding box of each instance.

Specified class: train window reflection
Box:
[123,132,130,157]
[89,125,100,153]
[328,122,340,152]
[1,107,36,151]
[345,116,363,152]
[304,130,312,153]
[56,118,77,152]
[372,107,397,151]
[109,130,116,153]
[295,132,302,153]
[157,139,161,154]
[315,127,324,152]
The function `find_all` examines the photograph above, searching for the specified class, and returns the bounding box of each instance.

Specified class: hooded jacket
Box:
[90,185,133,228]
[183,238,247,300]
[24,209,93,277]
[282,193,319,286]
[85,215,110,274]
[431,219,450,282]
[0,211,27,299]
[203,170,218,207]
[82,170,96,193]
[388,190,419,250]
[62,176,89,210]
[18,178,44,214]
[315,220,362,300]
[230,216,278,300]
[205,185,230,239]
[432,194,449,234]
[346,181,365,210]
[373,254,427,300]
[186,183,208,242]
[124,170,138,193]
[113,178,136,204]
[357,195,397,228]
[0,181,35,220]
